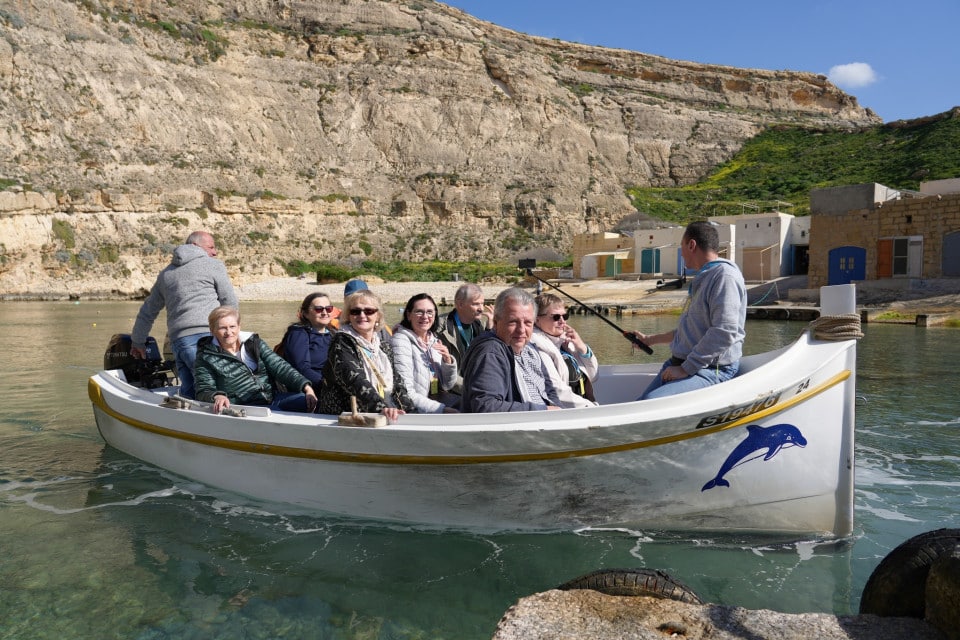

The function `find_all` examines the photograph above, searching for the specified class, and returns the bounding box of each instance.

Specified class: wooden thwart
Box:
[338,396,387,427]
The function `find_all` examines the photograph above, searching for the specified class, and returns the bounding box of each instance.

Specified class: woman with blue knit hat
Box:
[343,279,368,297]
[343,278,390,337]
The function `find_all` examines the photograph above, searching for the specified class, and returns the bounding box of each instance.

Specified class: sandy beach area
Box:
[235,276,689,310]
[236,274,960,318]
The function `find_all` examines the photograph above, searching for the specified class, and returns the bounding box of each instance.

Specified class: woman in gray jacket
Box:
[391,294,459,413]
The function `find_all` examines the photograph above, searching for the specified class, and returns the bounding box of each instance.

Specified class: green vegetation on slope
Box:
[627,109,960,223]
[283,259,572,282]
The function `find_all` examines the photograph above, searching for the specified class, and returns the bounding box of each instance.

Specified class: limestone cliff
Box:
[0,0,880,296]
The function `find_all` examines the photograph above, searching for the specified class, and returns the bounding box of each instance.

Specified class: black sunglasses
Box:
[311,305,335,313]
[349,307,379,316]
[539,312,569,322]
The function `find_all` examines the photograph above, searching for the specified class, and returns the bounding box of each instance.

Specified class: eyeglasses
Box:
[411,309,435,317]
[349,307,379,317]
[539,312,569,322]
[312,305,335,314]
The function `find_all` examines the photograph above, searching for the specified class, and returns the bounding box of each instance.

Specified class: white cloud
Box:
[827,62,878,89]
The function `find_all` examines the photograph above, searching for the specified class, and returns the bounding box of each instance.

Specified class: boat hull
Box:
[89,332,856,536]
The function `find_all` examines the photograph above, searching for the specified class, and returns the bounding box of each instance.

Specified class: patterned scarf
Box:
[514,346,549,405]
[342,325,394,397]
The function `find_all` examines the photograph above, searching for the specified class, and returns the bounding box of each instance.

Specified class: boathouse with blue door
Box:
[827,246,866,285]
[944,230,960,276]
[808,179,960,288]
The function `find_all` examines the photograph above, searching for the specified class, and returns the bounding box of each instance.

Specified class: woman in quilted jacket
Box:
[194,306,317,414]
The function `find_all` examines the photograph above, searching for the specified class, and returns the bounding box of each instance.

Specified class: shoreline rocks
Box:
[491,589,946,640]
[492,529,960,640]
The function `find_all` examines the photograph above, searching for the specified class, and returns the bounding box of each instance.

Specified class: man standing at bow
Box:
[633,220,746,399]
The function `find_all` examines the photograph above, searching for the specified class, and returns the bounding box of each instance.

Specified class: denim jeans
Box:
[640,360,740,400]
[271,391,311,413]
[171,332,209,399]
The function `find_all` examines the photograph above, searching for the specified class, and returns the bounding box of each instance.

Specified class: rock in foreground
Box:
[492,589,945,640]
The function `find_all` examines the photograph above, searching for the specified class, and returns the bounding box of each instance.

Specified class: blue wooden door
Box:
[828,246,866,285]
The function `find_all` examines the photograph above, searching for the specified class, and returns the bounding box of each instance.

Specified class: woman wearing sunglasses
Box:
[276,292,338,394]
[529,293,599,408]
[317,289,414,422]
[391,293,460,414]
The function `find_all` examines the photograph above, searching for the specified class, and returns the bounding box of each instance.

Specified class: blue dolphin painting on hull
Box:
[702,424,807,491]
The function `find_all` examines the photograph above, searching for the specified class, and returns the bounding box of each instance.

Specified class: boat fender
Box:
[859,528,960,618]
[557,567,702,604]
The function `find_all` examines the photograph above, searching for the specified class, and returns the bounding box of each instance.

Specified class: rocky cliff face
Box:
[0,0,880,296]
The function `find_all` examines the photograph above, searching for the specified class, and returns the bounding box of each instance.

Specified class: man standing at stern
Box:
[130,230,238,398]
[460,287,560,412]
[633,220,746,400]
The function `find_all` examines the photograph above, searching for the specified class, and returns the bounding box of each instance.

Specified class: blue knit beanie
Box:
[344,279,369,297]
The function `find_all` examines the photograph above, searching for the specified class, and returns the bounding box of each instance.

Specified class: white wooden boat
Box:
[88,286,860,537]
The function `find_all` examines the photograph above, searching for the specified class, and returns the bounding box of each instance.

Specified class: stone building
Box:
[808,178,960,288]
[572,232,636,279]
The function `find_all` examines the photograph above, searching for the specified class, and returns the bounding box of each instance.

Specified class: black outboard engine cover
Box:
[104,334,175,389]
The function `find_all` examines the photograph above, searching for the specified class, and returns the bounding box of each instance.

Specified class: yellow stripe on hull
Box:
[89,370,850,466]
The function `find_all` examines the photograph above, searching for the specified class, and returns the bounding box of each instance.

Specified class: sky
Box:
[442,0,958,123]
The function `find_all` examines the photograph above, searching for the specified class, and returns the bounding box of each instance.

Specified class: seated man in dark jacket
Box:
[460,287,561,413]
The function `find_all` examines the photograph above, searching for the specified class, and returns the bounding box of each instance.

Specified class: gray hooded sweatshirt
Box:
[131,243,238,349]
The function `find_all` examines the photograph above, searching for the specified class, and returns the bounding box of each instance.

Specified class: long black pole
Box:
[525,269,653,354]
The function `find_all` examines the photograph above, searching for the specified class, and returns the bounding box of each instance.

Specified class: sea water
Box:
[1,301,958,639]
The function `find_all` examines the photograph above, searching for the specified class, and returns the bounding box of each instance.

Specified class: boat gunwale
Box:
[89,365,852,465]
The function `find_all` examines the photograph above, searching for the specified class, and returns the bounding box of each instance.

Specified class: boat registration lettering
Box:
[696,393,781,429]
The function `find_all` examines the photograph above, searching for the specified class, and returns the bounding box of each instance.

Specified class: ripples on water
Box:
[1,302,958,639]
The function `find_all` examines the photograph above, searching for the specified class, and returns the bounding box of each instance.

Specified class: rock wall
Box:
[0,0,880,296]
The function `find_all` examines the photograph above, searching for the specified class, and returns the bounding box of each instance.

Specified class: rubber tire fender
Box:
[859,528,960,617]
[557,568,703,604]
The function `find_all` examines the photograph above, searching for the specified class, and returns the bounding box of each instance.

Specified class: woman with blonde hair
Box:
[194,306,317,414]
[317,290,414,422]
[529,293,599,408]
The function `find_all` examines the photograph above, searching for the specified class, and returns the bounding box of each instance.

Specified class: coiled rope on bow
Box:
[809,313,864,341]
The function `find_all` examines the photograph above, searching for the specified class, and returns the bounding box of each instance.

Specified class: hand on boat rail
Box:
[161,394,247,417]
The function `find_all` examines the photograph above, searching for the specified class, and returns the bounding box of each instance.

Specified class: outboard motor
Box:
[104,334,176,389]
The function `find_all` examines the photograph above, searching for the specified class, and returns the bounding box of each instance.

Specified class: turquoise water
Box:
[1,301,958,639]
